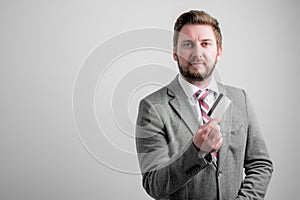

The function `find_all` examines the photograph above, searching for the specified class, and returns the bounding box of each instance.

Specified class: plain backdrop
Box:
[1,0,300,199]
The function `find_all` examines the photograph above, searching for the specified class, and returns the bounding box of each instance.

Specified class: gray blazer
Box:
[136,75,273,200]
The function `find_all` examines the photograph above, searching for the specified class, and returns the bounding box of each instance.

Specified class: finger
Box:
[206,124,220,139]
[212,135,223,151]
[208,119,221,129]
[198,122,214,138]
[206,122,221,142]
[193,127,209,149]
[212,117,222,124]
[199,129,215,152]
[216,126,222,138]
[205,131,218,149]
[215,124,221,132]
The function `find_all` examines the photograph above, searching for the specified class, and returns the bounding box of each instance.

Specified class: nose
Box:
[192,43,204,59]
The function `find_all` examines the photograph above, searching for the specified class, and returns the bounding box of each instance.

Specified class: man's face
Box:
[174,24,222,82]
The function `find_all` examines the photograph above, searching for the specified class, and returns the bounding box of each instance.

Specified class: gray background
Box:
[1,0,299,199]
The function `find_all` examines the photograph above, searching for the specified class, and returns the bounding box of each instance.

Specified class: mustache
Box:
[189,58,206,65]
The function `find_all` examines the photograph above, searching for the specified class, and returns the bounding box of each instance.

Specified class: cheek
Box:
[204,50,218,62]
[177,50,191,61]
[177,55,189,65]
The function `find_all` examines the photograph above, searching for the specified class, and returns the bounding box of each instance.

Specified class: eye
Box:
[201,42,210,47]
[201,41,213,48]
[182,41,194,48]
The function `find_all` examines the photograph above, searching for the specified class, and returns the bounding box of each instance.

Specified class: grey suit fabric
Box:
[136,75,273,200]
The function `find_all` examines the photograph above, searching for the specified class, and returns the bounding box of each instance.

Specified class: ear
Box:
[173,48,178,61]
[216,45,223,61]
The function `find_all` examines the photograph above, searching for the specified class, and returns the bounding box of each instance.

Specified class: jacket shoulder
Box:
[141,76,179,104]
[141,86,169,104]
[222,84,246,101]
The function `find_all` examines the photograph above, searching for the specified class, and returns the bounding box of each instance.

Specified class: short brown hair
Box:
[173,10,222,49]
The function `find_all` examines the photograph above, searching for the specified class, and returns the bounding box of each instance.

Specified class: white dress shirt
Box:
[178,74,219,125]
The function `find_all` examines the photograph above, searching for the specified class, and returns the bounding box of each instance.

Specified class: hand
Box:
[193,118,223,157]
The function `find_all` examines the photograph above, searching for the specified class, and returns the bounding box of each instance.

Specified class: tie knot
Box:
[195,89,211,102]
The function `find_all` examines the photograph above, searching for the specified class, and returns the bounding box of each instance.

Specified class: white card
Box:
[208,94,231,119]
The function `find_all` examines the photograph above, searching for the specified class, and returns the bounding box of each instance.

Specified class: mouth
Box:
[190,62,205,68]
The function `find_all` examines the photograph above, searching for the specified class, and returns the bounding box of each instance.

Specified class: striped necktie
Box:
[195,89,212,124]
[195,89,218,160]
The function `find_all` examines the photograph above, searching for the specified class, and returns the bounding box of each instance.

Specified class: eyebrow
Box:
[180,38,213,43]
[180,39,193,43]
[200,39,213,42]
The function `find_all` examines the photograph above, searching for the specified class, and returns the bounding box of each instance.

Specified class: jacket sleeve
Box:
[235,90,274,200]
[135,98,212,199]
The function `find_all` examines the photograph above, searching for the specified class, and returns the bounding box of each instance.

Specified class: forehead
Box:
[178,24,216,41]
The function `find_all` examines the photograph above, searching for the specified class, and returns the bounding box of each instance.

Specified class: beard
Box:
[177,58,217,82]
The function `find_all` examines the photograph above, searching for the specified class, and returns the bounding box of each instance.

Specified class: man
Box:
[136,10,273,200]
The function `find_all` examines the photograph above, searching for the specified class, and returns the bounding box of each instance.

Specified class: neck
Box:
[184,76,212,90]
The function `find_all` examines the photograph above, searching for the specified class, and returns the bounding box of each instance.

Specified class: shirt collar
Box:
[178,74,219,98]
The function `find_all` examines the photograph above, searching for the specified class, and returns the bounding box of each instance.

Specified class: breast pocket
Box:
[227,123,247,160]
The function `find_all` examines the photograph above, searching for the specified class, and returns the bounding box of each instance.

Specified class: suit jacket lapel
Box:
[166,76,200,136]
[217,84,233,173]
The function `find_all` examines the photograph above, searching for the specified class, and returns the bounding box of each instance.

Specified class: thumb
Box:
[209,117,221,126]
